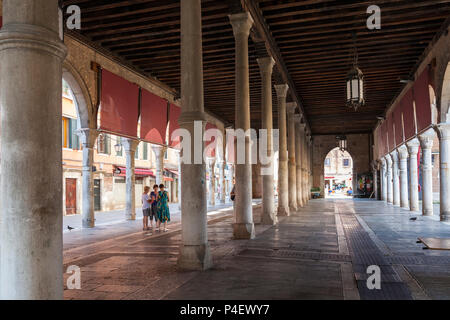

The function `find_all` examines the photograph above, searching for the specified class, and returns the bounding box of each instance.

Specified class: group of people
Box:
[142,184,171,232]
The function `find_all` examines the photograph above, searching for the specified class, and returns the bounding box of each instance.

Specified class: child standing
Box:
[142,186,151,231]
[156,184,170,232]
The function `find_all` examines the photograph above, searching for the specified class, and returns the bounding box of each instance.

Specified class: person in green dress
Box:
[156,184,170,232]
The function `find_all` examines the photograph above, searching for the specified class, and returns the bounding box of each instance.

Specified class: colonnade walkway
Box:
[63,199,450,300]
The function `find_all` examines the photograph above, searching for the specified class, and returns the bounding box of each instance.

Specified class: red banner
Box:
[140,89,168,145]
[414,67,432,133]
[168,103,182,148]
[100,69,139,138]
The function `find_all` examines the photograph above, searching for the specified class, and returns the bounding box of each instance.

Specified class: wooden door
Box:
[65,178,77,215]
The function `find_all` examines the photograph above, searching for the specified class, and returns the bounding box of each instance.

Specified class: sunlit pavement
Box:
[63,198,450,300]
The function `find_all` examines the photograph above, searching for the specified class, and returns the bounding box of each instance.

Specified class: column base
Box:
[261,213,277,225]
[177,244,213,271]
[82,219,95,228]
[233,223,255,239]
[277,206,290,217]
[289,205,298,212]
[440,212,450,222]
[422,209,433,216]
[126,215,136,221]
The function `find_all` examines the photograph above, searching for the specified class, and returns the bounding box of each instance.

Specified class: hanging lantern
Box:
[336,135,347,152]
[346,65,364,111]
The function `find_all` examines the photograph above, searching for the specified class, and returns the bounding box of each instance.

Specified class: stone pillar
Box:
[372,161,379,200]
[220,160,226,204]
[436,123,450,221]
[77,128,99,228]
[419,129,435,216]
[208,158,216,206]
[257,56,276,225]
[295,117,305,208]
[275,84,290,216]
[390,150,400,206]
[230,12,255,239]
[308,137,313,200]
[398,145,410,209]
[152,145,166,185]
[0,0,67,300]
[385,155,393,204]
[304,134,311,204]
[407,138,420,212]
[178,150,182,209]
[123,139,139,220]
[380,158,387,201]
[287,103,298,210]
[178,0,212,270]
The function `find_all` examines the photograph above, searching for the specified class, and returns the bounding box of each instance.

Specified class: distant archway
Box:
[323,147,353,198]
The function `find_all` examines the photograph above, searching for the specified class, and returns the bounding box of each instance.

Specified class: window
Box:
[324,158,331,166]
[116,136,122,157]
[135,143,139,159]
[164,149,168,160]
[343,159,350,167]
[62,117,80,150]
[97,134,111,154]
[143,142,148,160]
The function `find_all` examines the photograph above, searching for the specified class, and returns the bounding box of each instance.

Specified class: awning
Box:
[165,168,178,176]
[164,177,174,182]
[114,166,155,178]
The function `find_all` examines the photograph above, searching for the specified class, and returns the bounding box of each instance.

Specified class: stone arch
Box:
[438,61,450,123]
[62,60,95,129]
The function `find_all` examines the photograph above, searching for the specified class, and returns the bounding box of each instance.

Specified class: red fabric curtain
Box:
[205,123,217,158]
[168,103,182,148]
[387,113,395,151]
[401,89,416,140]
[140,89,168,145]
[414,67,432,133]
[100,69,139,138]
[393,103,404,146]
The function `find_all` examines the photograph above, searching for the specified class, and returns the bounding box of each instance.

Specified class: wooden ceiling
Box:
[61,0,450,135]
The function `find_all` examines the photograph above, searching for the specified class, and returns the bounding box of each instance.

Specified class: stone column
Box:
[304,134,311,204]
[257,56,276,225]
[436,123,450,221]
[419,129,435,216]
[385,155,393,204]
[0,0,67,299]
[178,0,212,270]
[390,150,400,206]
[178,150,182,209]
[295,117,305,208]
[77,128,99,228]
[275,84,289,216]
[208,158,216,206]
[123,139,139,220]
[152,145,166,185]
[220,160,226,203]
[372,161,379,200]
[287,103,298,210]
[230,12,255,239]
[398,145,409,209]
[407,138,420,212]
[308,137,313,200]
[380,158,387,201]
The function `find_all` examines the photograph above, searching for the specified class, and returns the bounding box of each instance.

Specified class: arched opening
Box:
[323,147,354,198]
[440,62,450,123]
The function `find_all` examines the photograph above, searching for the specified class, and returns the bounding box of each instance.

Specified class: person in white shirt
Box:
[142,186,152,231]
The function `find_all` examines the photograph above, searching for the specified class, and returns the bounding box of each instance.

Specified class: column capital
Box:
[286,102,297,114]
[229,12,254,37]
[257,56,275,76]
[123,138,139,153]
[397,144,409,160]
[274,84,289,98]
[390,150,399,163]
[406,138,420,155]
[385,155,392,166]
[76,128,99,148]
[380,157,386,167]
[418,128,435,150]
[371,160,379,171]
[435,122,450,140]
[293,114,302,124]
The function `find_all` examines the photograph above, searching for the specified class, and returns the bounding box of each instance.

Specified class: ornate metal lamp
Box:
[346,35,364,111]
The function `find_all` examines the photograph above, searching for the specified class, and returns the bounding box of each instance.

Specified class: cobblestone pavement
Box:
[63,199,450,300]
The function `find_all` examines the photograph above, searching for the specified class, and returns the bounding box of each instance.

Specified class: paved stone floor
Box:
[63,198,450,300]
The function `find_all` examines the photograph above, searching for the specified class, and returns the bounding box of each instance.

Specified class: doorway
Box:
[94,179,101,211]
[65,178,77,215]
